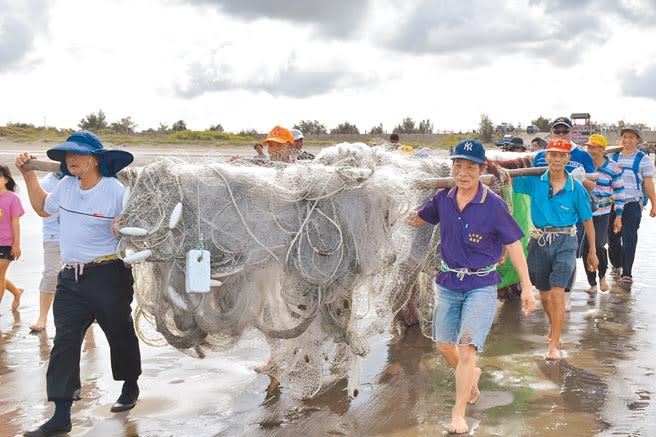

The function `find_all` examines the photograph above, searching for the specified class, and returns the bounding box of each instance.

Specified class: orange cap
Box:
[546,137,571,153]
[262,125,295,145]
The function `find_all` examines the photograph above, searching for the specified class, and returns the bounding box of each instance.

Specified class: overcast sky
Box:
[2,0,656,133]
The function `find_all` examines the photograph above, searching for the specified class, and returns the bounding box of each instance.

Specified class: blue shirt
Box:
[513,171,593,228]
[417,183,524,292]
[533,145,595,173]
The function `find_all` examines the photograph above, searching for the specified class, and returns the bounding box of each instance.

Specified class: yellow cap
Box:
[584,133,608,148]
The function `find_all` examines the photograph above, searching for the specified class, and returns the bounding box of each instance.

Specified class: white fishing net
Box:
[118,143,450,398]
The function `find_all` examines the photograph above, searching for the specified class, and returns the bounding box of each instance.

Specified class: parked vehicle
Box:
[526,125,538,134]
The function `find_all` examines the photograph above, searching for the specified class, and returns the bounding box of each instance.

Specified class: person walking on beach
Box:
[0,164,24,312]
[533,116,595,311]
[289,128,315,160]
[251,143,269,161]
[262,126,296,163]
[513,137,598,360]
[29,172,65,332]
[408,139,535,435]
[16,130,142,436]
[581,134,624,294]
[607,127,656,284]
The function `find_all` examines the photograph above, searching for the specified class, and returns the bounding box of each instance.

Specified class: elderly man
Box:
[514,137,597,360]
[408,139,535,434]
[532,117,595,310]
[17,130,141,436]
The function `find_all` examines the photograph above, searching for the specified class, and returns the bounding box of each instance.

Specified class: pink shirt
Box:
[0,191,25,246]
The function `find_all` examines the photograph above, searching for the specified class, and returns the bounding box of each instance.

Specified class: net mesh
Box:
[119,143,454,398]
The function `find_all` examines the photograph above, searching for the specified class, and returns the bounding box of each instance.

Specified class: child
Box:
[0,164,25,311]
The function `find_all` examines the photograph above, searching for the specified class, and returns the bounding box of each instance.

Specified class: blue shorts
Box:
[527,234,576,291]
[0,246,14,261]
[432,284,497,352]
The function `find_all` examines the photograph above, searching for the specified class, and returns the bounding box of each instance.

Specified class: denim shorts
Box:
[432,284,497,352]
[0,246,14,261]
[527,234,576,291]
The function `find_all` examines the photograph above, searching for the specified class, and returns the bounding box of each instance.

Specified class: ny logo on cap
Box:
[463,142,473,151]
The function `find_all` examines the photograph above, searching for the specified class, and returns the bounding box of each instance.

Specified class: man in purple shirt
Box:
[408,139,535,435]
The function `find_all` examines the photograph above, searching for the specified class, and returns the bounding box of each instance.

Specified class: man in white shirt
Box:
[17,130,141,436]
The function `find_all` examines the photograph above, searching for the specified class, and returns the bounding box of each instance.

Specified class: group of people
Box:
[2,118,654,435]
[408,116,655,434]
[240,126,313,163]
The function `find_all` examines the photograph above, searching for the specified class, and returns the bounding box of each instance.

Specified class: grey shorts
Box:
[527,234,577,291]
[39,241,61,293]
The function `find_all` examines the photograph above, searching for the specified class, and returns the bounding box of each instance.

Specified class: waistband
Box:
[530,225,576,246]
[63,253,120,270]
[439,260,497,281]
[536,225,576,233]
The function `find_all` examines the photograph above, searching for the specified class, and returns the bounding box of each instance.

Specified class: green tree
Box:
[79,109,108,131]
[294,120,327,135]
[393,117,416,134]
[208,124,224,132]
[109,116,137,134]
[331,122,360,134]
[532,116,551,132]
[172,120,187,131]
[478,114,494,143]
[157,122,170,133]
[238,128,258,136]
[368,123,384,135]
[418,119,434,134]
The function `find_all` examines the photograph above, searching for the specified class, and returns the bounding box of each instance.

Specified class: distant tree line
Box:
[5,110,650,139]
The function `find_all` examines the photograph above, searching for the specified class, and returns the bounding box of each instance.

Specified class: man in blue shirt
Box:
[408,139,535,435]
[514,137,598,361]
[533,116,595,310]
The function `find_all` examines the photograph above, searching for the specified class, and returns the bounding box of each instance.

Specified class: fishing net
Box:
[117,143,514,399]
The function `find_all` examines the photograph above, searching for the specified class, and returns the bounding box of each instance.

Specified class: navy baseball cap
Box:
[551,116,572,129]
[450,139,486,164]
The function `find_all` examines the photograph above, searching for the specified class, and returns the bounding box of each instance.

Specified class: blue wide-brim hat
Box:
[46,130,133,177]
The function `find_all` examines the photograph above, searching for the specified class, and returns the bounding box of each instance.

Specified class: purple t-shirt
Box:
[0,191,25,246]
[417,183,523,292]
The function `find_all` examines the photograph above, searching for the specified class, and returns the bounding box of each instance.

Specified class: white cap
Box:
[290,128,304,140]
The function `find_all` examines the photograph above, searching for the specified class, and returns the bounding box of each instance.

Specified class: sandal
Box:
[621,276,633,284]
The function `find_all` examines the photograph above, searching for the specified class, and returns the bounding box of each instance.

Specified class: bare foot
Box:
[11,288,23,311]
[468,367,481,405]
[545,346,562,361]
[254,360,273,374]
[599,277,609,292]
[448,415,469,434]
[30,320,47,332]
[585,285,597,294]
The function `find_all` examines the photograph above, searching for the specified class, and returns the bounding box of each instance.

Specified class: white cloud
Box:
[2,0,656,133]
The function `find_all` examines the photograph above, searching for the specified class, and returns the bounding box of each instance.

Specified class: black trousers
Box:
[608,202,642,278]
[581,213,610,286]
[47,261,142,401]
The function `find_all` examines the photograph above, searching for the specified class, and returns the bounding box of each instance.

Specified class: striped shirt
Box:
[613,150,654,203]
[591,158,624,217]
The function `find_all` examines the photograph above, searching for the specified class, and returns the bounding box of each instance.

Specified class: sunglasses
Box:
[552,129,570,135]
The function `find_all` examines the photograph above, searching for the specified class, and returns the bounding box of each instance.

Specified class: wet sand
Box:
[1,146,655,436]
